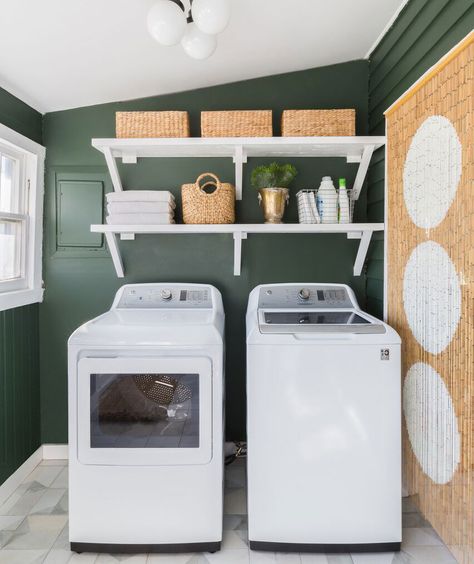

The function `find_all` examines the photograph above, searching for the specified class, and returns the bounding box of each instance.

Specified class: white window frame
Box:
[0,122,45,312]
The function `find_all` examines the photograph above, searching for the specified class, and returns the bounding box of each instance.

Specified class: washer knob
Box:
[161,289,172,301]
[299,288,311,300]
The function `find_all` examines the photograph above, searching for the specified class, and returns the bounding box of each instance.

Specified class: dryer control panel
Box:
[258,284,355,309]
[114,284,212,309]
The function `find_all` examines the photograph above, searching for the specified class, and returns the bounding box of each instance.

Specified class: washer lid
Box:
[259,309,386,334]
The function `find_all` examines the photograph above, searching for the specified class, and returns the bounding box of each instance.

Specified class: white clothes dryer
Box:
[68,283,224,554]
[246,283,401,554]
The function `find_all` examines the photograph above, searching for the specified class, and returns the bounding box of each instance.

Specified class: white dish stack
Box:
[106,191,176,225]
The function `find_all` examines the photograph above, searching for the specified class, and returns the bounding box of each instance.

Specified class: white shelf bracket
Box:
[103,147,123,192]
[346,155,361,164]
[120,233,135,241]
[352,145,374,200]
[347,231,362,240]
[105,232,124,278]
[353,230,372,276]
[232,145,247,200]
[233,231,247,276]
[122,152,137,164]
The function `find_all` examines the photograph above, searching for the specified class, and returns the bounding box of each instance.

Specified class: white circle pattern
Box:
[403,115,462,229]
[403,362,460,485]
[403,241,461,354]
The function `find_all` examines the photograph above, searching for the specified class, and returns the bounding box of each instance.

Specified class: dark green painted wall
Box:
[0,87,42,485]
[366,0,474,318]
[41,60,369,442]
[0,88,42,144]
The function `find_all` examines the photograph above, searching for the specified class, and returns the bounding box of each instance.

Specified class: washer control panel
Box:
[116,285,212,309]
[258,284,355,309]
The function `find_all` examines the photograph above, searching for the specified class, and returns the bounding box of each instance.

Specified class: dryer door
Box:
[77,356,212,465]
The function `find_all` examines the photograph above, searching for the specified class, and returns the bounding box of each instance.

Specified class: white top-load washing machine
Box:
[246,283,401,554]
[68,283,224,554]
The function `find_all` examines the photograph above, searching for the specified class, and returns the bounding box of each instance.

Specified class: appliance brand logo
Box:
[380,349,390,360]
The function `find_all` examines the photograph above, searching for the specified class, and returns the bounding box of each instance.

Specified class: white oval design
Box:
[403,115,462,229]
[403,241,461,354]
[403,362,460,484]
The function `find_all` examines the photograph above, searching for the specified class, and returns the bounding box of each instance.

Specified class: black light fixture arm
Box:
[169,0,194,23]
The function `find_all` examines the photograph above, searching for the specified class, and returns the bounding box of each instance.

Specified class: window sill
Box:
[0,287,44,312]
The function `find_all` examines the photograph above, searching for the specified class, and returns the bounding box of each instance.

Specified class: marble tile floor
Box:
[0,458,457,563]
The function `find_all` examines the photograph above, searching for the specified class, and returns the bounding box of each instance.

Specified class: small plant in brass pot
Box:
[251,162,298,223]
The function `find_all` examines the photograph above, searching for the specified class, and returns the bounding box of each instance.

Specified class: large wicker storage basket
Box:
[182,173,235,224]
[282,109,355,136]
[201,110,272,137]
[116,111,190,138]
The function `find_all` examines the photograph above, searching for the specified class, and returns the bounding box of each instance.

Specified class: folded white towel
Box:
[106,213,175,225]
[106,190,175,203]
[107,201,175,214]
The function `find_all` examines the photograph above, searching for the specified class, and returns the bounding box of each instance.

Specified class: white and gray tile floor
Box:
[0,458,457,563]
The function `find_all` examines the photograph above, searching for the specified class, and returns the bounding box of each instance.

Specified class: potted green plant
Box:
[251,162,298,223]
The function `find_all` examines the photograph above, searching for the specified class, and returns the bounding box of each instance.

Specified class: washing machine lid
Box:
[69,309,224,346]
[259,309,386,334]
[69,283,224,346]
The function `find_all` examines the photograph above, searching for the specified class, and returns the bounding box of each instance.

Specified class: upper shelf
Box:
[92,136,386,160]
[91,136,386,200]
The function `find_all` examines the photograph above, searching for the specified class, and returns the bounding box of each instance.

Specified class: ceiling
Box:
[0,0,406,114]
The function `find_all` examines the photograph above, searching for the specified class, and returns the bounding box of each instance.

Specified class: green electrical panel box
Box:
[57,180,104,247]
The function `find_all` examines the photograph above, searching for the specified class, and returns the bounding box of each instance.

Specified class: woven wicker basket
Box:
[281,109,355,136]
[182,173,235,224]
[116,111,190,138]
[201,110,272,137]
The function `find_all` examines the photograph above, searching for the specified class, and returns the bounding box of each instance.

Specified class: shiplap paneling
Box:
[0,305,41,485]
[365,0,474,315]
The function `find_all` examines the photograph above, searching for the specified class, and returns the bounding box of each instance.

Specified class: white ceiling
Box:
[0,0,405,114]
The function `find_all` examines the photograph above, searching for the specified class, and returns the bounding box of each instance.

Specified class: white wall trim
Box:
[0,447,43,506]
[42,444,69,460]
[364,0,410,59]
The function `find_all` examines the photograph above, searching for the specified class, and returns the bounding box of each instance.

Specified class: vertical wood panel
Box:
[0,305,41,485]
[365,0,474,316]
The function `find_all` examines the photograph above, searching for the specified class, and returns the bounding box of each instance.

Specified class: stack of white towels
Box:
[106,190,175,225]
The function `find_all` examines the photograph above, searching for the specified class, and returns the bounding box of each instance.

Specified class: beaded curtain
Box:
[385,32,473,563]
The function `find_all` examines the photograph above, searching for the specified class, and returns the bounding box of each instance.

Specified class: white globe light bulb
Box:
[192,0,231,35]
[147,0,187,46]
[181,23,217,60]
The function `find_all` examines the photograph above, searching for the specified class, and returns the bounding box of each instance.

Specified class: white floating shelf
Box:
[92,136,385,200]
[91,223,384,278]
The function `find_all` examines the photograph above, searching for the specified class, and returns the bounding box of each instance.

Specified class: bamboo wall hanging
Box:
[385,31,473,564]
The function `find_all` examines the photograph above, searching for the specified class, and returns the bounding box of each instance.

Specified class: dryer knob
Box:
[161,289,172,301]
[299,288,311,300]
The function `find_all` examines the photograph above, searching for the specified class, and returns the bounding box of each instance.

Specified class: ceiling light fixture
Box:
[147,0,231,60]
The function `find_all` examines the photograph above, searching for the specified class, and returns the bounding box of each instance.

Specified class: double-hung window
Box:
[0,123,45,311]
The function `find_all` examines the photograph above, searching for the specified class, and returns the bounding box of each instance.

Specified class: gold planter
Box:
[257,187,290,224]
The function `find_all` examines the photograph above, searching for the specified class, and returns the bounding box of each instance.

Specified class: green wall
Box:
[0,87,42,485]
[366,0,474,317]
[41,60,369,442]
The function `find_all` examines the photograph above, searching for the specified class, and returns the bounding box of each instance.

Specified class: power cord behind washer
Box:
[225,442,247,466]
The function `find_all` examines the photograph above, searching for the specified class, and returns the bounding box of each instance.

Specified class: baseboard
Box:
[42,444,68,460]
[0,446,43,506]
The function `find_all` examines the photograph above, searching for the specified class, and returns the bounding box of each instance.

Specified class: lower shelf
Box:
[90,223,384,277]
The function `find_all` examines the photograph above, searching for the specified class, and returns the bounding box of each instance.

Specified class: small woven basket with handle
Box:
[182,173,235,224]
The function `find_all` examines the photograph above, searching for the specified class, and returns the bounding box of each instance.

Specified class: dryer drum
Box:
[133,374,192,405]
[98,374,192,423]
